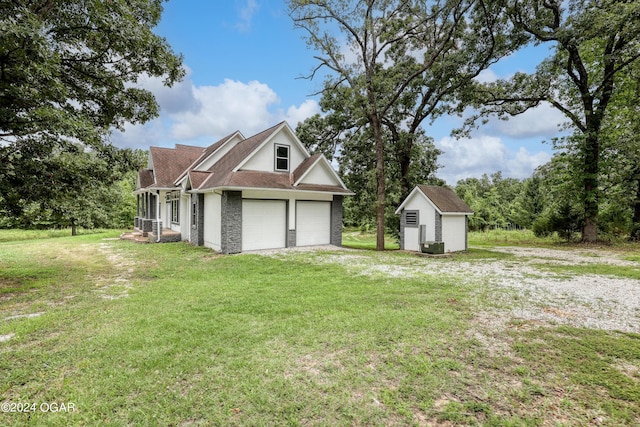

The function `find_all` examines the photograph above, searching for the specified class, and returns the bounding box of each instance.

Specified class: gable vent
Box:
[405,210,418,226]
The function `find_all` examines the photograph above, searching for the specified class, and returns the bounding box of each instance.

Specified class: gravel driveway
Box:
[262,245,640,334]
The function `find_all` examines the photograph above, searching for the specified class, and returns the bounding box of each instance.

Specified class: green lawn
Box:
[1,230,639,425]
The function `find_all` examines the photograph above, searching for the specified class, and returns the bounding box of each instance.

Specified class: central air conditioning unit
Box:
[419,225,444,254]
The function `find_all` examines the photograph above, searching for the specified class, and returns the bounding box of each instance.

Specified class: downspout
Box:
[156,190,161,243]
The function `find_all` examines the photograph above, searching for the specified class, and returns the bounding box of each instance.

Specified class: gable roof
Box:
[396,185,473,215]
[193,123,351,194]
[136,121,352,196]
[146,145,204,189]
[174,131,244,184]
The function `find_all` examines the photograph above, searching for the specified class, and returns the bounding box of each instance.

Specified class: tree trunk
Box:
[630,174,640,241]
[71,219,77,236]
[581,131,599,243]
[372,115,386,251]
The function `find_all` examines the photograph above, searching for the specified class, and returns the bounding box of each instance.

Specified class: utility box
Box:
[420,241,445,254]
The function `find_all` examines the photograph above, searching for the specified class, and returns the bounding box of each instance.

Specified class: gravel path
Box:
[261,245,640,334]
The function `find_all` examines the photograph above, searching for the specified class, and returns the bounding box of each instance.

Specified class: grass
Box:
[1,230,639,425]
[468,229,560,247]
[342,227,400,250]
[0,228,117,243]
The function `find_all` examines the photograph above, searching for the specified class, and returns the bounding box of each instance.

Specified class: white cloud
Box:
[474,69,499,84]
[170,79,280,140]
[435,135,551,184]
[110,119,168,150]
[488,101,566,139]
[281,99,321,127]
[110,74,321,149]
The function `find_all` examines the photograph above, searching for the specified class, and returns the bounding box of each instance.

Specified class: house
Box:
[395,185,473,253]
[133,121,353,253]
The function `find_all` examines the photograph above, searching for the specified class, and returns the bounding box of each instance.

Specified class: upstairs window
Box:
[275,144,289,172]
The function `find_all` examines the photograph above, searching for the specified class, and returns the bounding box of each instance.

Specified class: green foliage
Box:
[0,0,182,226]
[455,172,524,231]
[0,0,183,143]
[466,0,640,242]
[0,147,145,232]
[289,0,519,249]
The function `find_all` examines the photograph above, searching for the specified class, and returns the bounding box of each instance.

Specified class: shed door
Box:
[296,201,331,246]
[242,200,287,251]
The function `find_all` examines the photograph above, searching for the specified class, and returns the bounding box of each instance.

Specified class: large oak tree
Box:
[0,0,183,218]
[289,0,517,250]
[468,0,640,242]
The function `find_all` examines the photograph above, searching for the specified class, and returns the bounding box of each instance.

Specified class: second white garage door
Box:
[296,201,331,246]
[242,199,287,251]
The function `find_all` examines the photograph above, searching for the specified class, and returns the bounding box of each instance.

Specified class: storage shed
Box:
[395,185,473,253]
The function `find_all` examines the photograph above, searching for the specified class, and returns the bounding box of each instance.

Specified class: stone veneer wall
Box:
[331,196,344,246]
[398,209,406,250]
[191,194,205,246]
[151,220,162,243]
[435,213,442,242]
[221,191,242,254]
[141,218,153,237]
[287,229,296,248]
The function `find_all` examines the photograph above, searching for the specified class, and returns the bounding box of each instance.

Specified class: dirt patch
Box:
[93,242,136,299]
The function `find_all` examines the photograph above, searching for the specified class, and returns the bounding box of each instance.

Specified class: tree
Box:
[289,0,516,250]
[468,0,640,242]
[0,146,146,234]
[296,115,442,232]
[0,0,183,217]
[598,62,640,240]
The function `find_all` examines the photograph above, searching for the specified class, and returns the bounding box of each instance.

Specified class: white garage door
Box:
[296,201,331,246]
[242,200,287,251]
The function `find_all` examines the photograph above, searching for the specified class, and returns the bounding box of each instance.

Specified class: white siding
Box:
[180,195,190,241]
[204,192,222,251]
[402,192,436,251]
[442,215,467,252]
[242,200,287,251]
[240,131,307,172]
[195,134,244,171]
[296,201,331,246]
[299,161,342,186]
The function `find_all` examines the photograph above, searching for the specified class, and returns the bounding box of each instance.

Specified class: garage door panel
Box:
[297,201,331,246]
[242,200,286,251]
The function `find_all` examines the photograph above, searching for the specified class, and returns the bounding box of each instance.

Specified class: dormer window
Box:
[275,144,289,172]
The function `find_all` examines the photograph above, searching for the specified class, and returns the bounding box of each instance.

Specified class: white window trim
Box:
[274,144,290,172]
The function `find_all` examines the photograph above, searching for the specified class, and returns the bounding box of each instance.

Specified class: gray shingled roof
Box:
[147,145,204,188]
[417,185,473,213]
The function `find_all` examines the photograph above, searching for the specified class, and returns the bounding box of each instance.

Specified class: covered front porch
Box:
[124,226,182,244]
[132,191,182,243]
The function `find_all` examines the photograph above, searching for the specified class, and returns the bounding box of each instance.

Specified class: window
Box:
[275,144,289,171]
[404,210,418,227]
[169,192,180,224]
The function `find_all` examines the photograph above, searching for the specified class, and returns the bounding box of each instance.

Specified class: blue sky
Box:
[111,0,565,184]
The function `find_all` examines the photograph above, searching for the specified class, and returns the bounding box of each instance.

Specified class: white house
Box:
[133,121,353,253]
[395,185,473,253]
